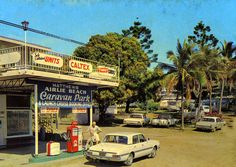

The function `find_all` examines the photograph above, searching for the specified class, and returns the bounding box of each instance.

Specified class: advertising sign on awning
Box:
[69,59,93,73]
[37,81,93,108]
[72,108,87,113]
[41,107,59,114]
[97,66,116,77]
[31,52,63,68]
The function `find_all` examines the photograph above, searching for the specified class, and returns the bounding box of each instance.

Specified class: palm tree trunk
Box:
[181,84,184,130]
[209,74,213,113]
[219,79,225,114]
[196,85,202,121]
[209,90,212,112]
[125,100,130,113]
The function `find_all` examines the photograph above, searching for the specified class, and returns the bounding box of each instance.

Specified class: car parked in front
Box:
[86,132,160,166]
[123,113,150,126]
[196,116,224,132]
[151,114,178,127]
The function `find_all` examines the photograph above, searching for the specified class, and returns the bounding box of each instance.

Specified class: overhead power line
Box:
[0,19,86,45]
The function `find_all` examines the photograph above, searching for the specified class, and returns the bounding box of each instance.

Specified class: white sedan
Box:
[86,132,160,166]
[123,113,150,126]
[196,116,224,132]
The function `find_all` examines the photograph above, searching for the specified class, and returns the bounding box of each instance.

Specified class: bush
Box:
[138,100,160,112]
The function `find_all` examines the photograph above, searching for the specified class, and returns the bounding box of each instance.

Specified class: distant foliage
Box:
[188,21,219,48]
[122,20,158,63]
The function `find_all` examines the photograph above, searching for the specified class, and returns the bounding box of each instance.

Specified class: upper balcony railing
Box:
[0,46,119,83]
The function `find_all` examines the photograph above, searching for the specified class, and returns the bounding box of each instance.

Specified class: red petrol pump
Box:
[67,121,78,152]
[66,121,82,152]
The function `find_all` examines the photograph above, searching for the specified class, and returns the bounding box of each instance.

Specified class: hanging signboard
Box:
[69,59,93,73]
[41,107,59,114]
[37,81,92,108]
[0,52,21,65]
[31,52,63,68]
[72,108,87,113]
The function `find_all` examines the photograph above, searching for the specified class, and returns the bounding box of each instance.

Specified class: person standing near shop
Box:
[85,121,102,149]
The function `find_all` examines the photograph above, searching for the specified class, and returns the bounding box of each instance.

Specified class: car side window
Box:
[132,135,139,144]
[139,134,146,143]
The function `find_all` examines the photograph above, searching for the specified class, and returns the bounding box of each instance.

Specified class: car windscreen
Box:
[103,135,128,144]
[158,115,170,119]
[202,118,215,122]
[130,114,142,118]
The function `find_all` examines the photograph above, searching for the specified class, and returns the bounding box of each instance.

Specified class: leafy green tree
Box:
[73,33,150,115]
[159,40,196,129]
[122,20,158,63]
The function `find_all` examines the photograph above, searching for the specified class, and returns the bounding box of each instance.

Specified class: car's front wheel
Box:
[124,153,134,166]
[148,147,157,158]
[211,127,216,132]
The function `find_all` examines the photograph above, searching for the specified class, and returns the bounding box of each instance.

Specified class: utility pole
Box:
[21,21,29,68]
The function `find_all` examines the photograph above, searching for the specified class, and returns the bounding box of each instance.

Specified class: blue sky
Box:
[0,0,236,64]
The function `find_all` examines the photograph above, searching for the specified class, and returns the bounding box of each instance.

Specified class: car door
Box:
[138,134,152,157]
[132,135,143,158]
[216,118,222,129]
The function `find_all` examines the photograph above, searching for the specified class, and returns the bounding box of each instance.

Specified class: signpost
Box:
[37,81,92,108]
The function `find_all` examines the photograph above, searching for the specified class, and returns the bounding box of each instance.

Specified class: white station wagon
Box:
[86,132,160,166]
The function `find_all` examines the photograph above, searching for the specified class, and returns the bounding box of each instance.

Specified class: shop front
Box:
[0,36,119,154]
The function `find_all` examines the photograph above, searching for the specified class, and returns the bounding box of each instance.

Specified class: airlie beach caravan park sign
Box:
[37,81,93,110]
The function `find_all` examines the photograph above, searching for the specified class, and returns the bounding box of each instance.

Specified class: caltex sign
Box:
[69,59,93,73]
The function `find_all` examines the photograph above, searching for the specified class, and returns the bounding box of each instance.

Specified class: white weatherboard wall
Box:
[0,95,7,146]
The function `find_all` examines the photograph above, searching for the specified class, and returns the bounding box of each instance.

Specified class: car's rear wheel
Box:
[148,147,157,158]
[124,153,134,166]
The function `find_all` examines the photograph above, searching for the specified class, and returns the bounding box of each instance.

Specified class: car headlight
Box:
[87,151,93,156]
[112,154,121,160]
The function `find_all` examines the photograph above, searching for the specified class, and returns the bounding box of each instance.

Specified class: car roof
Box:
[203,116,218,119]
[105,132,142,136]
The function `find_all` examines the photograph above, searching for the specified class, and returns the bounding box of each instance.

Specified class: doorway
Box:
[0,118,4,146]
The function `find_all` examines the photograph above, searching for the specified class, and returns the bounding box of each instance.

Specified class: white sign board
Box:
[69,60,93,73]
[0,52,21,65]
[31,52,63,68]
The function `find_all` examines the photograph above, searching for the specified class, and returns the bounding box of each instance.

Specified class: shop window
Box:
[7,95,30,109]
[7,110,30,136]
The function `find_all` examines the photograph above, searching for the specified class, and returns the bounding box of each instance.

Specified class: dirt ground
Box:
[0,115,235,167]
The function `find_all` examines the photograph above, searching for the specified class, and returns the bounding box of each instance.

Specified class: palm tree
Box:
[219,41,236,113]
[159,40,196,129]
[190,45,221,114]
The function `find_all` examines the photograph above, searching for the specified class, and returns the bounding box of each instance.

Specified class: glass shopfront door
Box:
[0,118,4,146]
